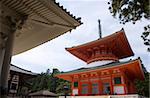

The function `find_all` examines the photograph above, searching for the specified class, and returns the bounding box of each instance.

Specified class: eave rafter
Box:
[1,0,79,29]
[39,0,75,26]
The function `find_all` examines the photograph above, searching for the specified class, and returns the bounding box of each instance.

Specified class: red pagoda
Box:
[56,27,145,96]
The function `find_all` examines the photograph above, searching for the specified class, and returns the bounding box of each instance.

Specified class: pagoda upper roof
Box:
[66,29,134,63]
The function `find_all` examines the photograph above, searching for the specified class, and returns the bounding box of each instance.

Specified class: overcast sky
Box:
[11,0,150,73]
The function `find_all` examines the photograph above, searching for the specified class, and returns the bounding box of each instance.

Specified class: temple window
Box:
[12,75,19,82]
[114,77,122,84]
[103,83,110,94]
[81,84,88,94]
[10,83,17,90]
[92,83,99,94]
[74,82,78,88]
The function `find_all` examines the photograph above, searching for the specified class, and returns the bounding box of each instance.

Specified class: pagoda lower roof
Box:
[56,58,145,81]
[66,30,134,62]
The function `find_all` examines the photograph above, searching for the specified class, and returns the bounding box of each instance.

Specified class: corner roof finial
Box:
[98,19,102,39]
[121,28,125,32]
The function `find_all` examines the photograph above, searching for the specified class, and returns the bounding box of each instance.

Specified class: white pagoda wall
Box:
[86,60,113,68]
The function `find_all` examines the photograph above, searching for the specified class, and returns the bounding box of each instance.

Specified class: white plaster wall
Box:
[31,97,56,98]
[73,89,78,95]
[59,96,110,98]
[86,61,113,68]
[59,94,143,98]
[113,86,125,94]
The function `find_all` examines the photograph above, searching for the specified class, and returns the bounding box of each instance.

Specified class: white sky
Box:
[11,0,150,73]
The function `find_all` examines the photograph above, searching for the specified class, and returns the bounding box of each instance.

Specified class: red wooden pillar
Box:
[121,70,127,94]
[99,79,103,95]
[78,75,81,95]
[88,73,92,95]
[110,74,114,95]
[98,73,103,95]
[123,84,127,94]
[121,76,127,94]
[71,76,74,96]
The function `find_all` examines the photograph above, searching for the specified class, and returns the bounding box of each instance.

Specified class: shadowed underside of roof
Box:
[1,0,82,55]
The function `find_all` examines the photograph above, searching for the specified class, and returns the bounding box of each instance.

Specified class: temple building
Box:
[56,29,145,96]
[0,0,81,97]
[8,64,37,96]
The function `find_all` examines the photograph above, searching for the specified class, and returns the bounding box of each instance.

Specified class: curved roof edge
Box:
[10,64,38,76]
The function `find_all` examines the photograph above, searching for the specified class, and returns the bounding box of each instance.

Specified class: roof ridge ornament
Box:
[98,19,102,39]
[121,28,125,32]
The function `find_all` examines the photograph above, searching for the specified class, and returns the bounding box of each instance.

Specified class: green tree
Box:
[50,68,71,95]
[141,25,150,52]
[24,68,71,95]
[31,72,51,91]
[135,72,150,97]
[108,0,150,51]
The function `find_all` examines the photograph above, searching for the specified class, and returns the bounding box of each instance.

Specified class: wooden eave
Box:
[10,64,37,76]
[66,30,134,62]
[1,0,82,55]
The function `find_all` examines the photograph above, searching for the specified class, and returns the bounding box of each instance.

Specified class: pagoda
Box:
[56,21,145,96]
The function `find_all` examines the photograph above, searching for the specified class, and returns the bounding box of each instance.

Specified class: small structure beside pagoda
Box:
[56,29,145,96]
[29,90,57,98]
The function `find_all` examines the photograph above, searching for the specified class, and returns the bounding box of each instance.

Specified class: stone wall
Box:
[59,94,147,98]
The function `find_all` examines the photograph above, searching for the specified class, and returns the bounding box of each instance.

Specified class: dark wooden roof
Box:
[10,64,37,76]
[29,90,57,96]
[53,0,82,24]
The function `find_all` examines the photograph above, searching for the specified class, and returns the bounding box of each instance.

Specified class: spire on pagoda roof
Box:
[98,19,102,39]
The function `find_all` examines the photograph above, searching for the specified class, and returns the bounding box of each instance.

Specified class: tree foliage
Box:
[108,0,150,51]
[141,25,150,52]
[135,72,150,97]
[108,0,149,24]
[24,68,71,95]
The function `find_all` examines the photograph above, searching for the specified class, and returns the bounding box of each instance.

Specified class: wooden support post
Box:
[98,72,102,95]
[121,69,127,94]
[0,40,5,87]
[78,75,81,96]
[0,11,16,97]
[1,29,15,98]
[0,4,27,97]
[87,73,91,95]
[71,76,74,96]
[110,74,114,95]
